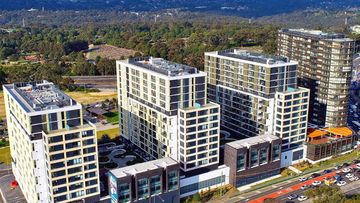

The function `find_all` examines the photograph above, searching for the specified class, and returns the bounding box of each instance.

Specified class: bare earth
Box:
[86,44,137,60]
[66,91,117,104]
[0,92,5,119]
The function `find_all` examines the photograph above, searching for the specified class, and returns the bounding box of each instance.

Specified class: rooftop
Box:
[214,49,291,65]
[307,127,354,139]
[109,157,177,178]
[226,134,280,149]
[280,29,352,41]
[126,57,199,77]
[4,81,78,112]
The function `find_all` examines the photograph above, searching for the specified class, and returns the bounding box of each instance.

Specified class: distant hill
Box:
[1,0,360,17]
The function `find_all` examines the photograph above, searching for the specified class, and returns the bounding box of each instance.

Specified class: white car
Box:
[349,176,359,182]
[298,195,309,202]
[337,181,347,186]
[312,181,322,186]
[345,173,354,179]
[342,168,352,173]
[298,177,307,182]
[357,163,360,169]
[301,185,309,190]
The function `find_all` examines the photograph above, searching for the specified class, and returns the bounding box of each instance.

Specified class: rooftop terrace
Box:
[215,49,291,65]
[4,81,78,112]
[110,157,177,178]
[227,134,279,149]
[307,127,354,145]
[127,57,199,77]
[280,29,350,41]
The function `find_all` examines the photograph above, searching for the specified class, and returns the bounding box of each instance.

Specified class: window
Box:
[150,175,161,195]
[259,147,268,164]
[236,154,245,171]
[137,178,149,199]
[119,183,130,203]
[272,144,280,160]
[250,149,258,167]
[168,170,178,191]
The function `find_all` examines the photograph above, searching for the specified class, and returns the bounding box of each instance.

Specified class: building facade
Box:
[3,81,100,203]
[224,135,282,188]
[108,157,180,203]
[278,29,355,127]
[204,49,309,167]
[117,57,220,172]
[306,127,357,162]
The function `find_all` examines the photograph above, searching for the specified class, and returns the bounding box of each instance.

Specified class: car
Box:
[301,184,309,190]
[352,159,360,164]
[342,163,350,168]
[298,195,309,201]
[288,194,298,200]
[312,181,322,186]
[342,168,352,173]
[309,173,320,179]
[322,169,332,174]
[345,173,354,179]
[349,176,359,182]
[335,165,341,170]
[298,177,307,182]
[337,181,347,186]
[357,163,360,169]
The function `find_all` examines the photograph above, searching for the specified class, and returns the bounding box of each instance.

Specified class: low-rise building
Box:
[224,135,282,188]
[108,157,180,203]
[306,127,357,162]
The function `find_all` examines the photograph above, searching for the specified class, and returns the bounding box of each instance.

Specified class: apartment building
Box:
[108,157,179,203]
[3,81,100,203]
[224,135,281,187]
[116,57,220,172]
[278,29,355,127]
[205,49,310,167]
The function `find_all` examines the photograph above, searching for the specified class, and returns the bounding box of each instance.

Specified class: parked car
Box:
[298,177,307,182]
[349,176,359,182]
[345,173,354,179]
[312,181,322,186]
[342,168,352,173]
[301,184,309,190]
[356,163,360,169]
[337,181,347,186]
[288,194,298,200]
[322,169,332,174]
[309,173,320,179]
[298,195,309,202]
[335,165,341,170]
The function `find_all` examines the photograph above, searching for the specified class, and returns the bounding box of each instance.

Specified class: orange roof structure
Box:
[308,129,327,138]
[324,127,353,137]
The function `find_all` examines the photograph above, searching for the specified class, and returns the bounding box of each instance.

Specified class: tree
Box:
[64,40,89,54]
[96,58,116,75]
[305,186,346,203]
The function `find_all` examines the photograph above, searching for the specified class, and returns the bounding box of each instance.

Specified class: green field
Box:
[97,127,120,140]
[0,147,11,165]
[103,112,119,124]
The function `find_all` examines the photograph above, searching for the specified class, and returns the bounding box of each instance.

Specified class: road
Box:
[248,164,359,203]
[218,163,360,203]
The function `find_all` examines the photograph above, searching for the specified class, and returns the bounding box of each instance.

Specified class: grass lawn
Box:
[0,92,6,119]
[66,91,117,104]
[0,147,11,165]
[103,112,119,124]
[97,127,120,140]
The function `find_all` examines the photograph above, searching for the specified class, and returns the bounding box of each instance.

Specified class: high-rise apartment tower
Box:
[278,29,355,127]
[3,81,100,203]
